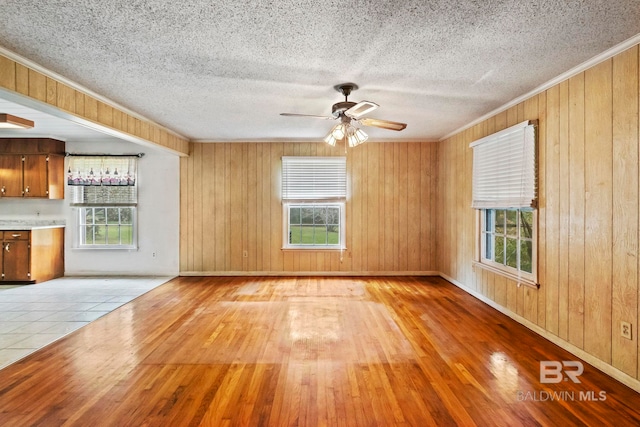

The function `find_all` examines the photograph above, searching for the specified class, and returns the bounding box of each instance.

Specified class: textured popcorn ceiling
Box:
[1,1,639,142]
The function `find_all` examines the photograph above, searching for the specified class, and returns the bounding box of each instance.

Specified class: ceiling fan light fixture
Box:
[0,113,34,129]
[331,123,347,140]
[324,133,338,146]
[347,127,368,148]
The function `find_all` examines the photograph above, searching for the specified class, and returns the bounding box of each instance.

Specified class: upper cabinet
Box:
[0,154,23,197]
[0,138,65,199]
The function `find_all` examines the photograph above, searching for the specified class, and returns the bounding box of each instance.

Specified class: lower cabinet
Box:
[1,228,64,283]
[2,231,30,281]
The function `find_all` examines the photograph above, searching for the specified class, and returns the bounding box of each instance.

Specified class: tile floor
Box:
[0,276,172,370]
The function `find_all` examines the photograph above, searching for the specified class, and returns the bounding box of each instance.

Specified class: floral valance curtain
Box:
[67,156,137,186]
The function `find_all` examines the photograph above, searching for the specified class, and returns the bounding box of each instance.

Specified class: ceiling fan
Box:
[280,83,407,147]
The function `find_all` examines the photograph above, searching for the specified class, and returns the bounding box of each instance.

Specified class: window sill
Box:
[472,261,539,289]
[72,246,138,252]
[281,247,347,252]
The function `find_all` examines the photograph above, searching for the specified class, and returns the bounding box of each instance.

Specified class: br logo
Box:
[540,361,584,383]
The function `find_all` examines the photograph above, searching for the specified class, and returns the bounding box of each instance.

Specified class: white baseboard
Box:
[179,271,440,277]
[65,271,178,277]
[439,272,640,394]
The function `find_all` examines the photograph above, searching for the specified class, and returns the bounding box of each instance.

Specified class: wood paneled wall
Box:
[180,141,437,274]
[438,45,640,381]
[0,54,189,155]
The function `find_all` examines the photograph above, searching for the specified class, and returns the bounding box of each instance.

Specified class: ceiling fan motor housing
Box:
[332,101,357,117]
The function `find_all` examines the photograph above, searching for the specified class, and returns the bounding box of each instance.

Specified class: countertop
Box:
[0,220,66,231]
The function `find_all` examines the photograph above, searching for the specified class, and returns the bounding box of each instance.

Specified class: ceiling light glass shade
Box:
[324,133,338,146]
[347,134,358,147]
[324,123,368,148]
[347,127,368,147]
[0,113,34,129]
[331,123,347,139]
[354,128,368,142]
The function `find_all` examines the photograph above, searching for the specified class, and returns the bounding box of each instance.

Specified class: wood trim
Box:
[0,138,65,154]
[179,270,440,277]
[0,53,189,156]
[471,261,538,289]
[0,47,186,140]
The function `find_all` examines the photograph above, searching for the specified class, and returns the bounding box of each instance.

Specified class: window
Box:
[67,155,139,249]
[80,206,135,247]
[470,121,538,285]
[481,208,535,279]
[285,203,344,248]
[281,156,346,250]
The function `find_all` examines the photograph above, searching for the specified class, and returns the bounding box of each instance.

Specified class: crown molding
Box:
[190,137,439,144]
[440,32,640,141]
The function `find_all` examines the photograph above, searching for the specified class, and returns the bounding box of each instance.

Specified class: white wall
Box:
[0,139,181,276]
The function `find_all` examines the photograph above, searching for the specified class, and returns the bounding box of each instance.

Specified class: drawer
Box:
[3,231,30,240]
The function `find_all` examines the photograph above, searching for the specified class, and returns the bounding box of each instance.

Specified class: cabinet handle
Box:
[4,243,9,252]
[11,234,21,238]
[1,186,4,194]
[24,186,30,194]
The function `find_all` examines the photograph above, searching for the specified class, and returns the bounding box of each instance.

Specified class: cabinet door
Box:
[0,155,23,197]
[23,154,48,197]
[2,239,30,281]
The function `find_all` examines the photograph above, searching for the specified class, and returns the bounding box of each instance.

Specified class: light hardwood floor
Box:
[0,276,638,426]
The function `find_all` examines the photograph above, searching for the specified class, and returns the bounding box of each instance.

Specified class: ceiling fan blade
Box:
[280,113,335,120]
[359,117,407,131]
[344,101,379,119]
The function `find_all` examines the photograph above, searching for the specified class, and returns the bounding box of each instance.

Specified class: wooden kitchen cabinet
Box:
[0,154,23,197]
[1,228,64,283]
[0,138,65,199]
[2,231,30,281]
[23,154,65,198]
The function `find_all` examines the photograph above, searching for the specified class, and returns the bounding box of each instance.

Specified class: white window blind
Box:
[282,156,346,200]
[470,120,537,209]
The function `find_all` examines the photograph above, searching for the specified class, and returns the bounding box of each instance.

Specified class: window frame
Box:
[282,201,346,250]
[67,155,140,251]
[470,120,539,288]
[281,156,347,251]
[477,207,538,287]
[77,206,138,250]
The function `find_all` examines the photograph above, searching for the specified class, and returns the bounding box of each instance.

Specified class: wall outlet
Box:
[243,250,248,258]
[621,321,632,340]
[152,252,157,258]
